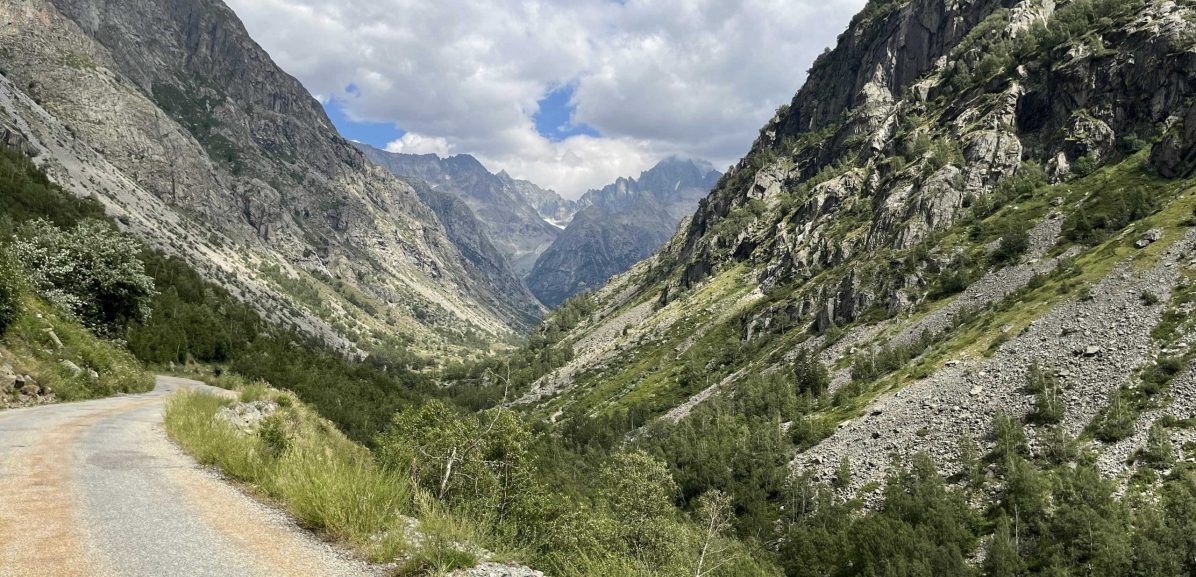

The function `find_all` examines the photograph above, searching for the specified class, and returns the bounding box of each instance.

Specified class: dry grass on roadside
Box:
[164,386,482,573]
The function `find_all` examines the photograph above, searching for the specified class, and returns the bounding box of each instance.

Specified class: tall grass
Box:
[164,387,481,571]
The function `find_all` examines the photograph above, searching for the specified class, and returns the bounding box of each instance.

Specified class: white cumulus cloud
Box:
[224,0,866,197]
[385,133,453,157]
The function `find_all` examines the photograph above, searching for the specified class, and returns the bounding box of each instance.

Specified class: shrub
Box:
[991,412,1028,461]
[1139,422,1176,469]
[0,247,23,334]
[991,221,1031,265]
[1141,356,1183,396]
[793,348,830,396]
[13,219,156,336]
[1028,386,1065,425]
[1093,389,1136,442]
[375,399,531,513]
[833,456,853,489]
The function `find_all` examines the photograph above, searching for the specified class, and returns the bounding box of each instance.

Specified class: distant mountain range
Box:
[529,158,721,306]
[360,146,720,308]
[357,146,564,276]
[0,0,543,355]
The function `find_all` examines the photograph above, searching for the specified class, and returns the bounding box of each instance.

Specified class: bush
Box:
[1028,386,1064,425]
[793,348,830,396]
[1093,389,1136,442]
[0,248,23,334]
[991,221,1031,265]
[375,399,531,514]
[1139,422,1176,469]
[13,219,156,336]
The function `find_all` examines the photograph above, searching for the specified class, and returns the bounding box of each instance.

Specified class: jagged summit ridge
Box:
[526,157,721,307]
[357,144,570,277]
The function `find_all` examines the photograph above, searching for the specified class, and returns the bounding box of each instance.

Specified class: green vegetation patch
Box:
[3,297,152,401]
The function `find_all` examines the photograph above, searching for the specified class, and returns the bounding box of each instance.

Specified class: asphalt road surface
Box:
[0,376,380,577]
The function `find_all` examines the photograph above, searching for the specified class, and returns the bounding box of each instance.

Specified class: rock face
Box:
[498,171,578,229]
[527,158,721,307]
[0,0,542,354]
[358,145,568,277]
[673,0,1196,315]
[407,179,543,325]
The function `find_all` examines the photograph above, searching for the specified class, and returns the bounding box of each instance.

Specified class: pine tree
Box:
[985,514,1025,577]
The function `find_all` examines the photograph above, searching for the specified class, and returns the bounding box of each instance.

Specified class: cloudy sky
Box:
[226,0,866,198]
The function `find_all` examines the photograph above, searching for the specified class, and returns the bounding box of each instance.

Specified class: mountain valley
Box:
[4,0,1196,576]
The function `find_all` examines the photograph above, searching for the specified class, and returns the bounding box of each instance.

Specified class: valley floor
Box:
[0,376,380,577]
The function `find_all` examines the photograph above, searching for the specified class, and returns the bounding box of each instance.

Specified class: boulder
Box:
[43,328,64,350]
[0,364,16,390]
[1135,229,1164,249]
[216,400,280,433]
[60,360,83,376]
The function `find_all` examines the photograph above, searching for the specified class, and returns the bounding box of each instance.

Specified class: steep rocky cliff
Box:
[358,145,567,276]
[505,0,1196,494]
[527,158,720,306]
[0,0,542,355]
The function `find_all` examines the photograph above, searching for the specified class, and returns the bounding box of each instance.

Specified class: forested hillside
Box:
[0,144,436,439]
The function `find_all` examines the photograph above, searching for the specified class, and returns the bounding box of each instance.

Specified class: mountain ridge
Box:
[526,157,721,306]
[0,0,543,356]
[357,144,568,277]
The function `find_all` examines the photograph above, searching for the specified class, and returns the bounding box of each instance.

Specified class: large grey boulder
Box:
[216,401,279,433]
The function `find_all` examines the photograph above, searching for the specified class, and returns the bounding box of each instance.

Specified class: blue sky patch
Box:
[322,97,404,149]
[533,85,599,142]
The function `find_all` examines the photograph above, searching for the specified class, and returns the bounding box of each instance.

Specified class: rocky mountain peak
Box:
[527,157,721,306]
[358,144,565,276]
[576,157,722,215]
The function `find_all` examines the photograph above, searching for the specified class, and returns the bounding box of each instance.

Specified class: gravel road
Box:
[0,376,382,577]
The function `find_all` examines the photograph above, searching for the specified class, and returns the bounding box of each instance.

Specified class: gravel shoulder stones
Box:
[449,562,547,577]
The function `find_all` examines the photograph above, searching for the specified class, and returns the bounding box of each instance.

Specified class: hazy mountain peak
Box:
[527,157,721,306]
